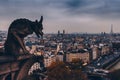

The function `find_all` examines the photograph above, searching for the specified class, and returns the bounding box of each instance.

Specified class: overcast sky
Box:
[0,0,120,33]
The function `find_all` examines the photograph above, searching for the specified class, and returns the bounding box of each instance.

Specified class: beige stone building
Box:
[44,55,56,67]
[56,51,64,62]
[92,46,100,60]
[66,50,90,63]
[101,46,110,55]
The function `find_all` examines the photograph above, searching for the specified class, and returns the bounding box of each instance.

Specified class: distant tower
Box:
[58,30,60,35]
[110,24,113,35]
[63,30,65,34]
[57,30,60,37]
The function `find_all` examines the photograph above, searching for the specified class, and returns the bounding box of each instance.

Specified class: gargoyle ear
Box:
[39,16,43,23]
[35,20,38,23]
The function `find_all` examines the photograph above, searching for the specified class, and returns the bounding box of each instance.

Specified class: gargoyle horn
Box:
[39,16,43,23]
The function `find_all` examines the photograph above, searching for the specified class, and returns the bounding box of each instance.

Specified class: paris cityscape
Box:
[0,28,120,80]
[1,0,120,80]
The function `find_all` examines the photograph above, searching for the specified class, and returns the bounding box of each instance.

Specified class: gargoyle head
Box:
[33,16,44,38]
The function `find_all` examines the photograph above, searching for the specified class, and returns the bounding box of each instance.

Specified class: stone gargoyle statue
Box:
[4,16,43,55]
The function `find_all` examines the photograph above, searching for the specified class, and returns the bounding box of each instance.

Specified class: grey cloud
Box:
[0,0,120,33]
[65,0,120,18]
[0,0,120,20]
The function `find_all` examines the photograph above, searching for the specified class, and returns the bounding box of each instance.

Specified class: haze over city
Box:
[0,0,120,33]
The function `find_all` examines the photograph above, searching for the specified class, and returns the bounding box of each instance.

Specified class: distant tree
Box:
[22,75,40,80]
[109,69,120,80]
[0,48,4,55]
[70,58,84,70]
[47,61,88,80]
[112,43,120,50]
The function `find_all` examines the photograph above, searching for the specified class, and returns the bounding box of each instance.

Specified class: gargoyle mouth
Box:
[35,30,43,38]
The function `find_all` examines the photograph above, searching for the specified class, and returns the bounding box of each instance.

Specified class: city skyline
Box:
[0,0,120,33]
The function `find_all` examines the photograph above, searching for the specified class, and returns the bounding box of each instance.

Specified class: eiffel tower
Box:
[110,24,113,35]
